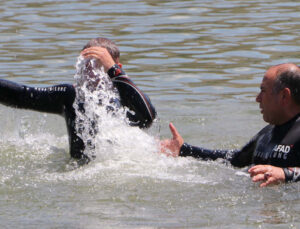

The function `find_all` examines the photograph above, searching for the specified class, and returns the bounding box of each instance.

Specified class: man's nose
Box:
[256,92,261,103]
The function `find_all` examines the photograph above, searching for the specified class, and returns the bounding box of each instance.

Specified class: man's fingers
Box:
[260,177,276,187]
[252,173,265,182]
[80,48,115,72]
[81,50,102,57]
[81,47,107,53]
[249,165,285,187]
[248,165,268,176]
[81,48,107,59]
[169,122,180,139]
[252,173,275,187]
[81,53,98,59]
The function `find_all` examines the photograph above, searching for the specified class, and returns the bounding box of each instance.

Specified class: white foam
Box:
[0,57,213,186]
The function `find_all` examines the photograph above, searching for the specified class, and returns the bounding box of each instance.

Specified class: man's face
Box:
[256,68,283,125]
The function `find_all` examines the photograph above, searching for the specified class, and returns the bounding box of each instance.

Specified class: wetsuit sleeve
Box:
[179,132,259,168]
[283,167,300,182]
[283,142,300,182]
[0,79,74,115]
[180,143,231,160]
[107,64,156,128]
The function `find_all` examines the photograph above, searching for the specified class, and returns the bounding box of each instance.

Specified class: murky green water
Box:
[1,0,300,228]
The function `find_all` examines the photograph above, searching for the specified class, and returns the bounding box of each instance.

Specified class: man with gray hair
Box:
[161,63,300,187]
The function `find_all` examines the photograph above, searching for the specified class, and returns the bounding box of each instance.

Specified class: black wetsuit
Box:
[180,114,300,182]
[0,64,156,160]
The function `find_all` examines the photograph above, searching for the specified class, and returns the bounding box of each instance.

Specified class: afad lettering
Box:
[272,144,293,160]
[273,144,292,153]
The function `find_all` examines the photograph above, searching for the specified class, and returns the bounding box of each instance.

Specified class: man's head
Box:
[77,37,119,89]
[82,37,120,63]
[256,63,300,125]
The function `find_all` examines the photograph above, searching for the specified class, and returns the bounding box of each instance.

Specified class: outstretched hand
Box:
[160,123,184,157]
[80,47,115,72]
[248,165,285,187]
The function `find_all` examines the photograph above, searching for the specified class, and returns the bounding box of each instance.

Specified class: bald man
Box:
[161,63,300,187]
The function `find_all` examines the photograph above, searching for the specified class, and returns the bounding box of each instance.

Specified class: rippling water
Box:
[1,0,300,228]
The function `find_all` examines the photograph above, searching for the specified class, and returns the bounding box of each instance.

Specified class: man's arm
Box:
[161,123,300,187]
[160,123,230,158]
[108,65,156,128]
[160,123,255,167]
[0,79,74,115]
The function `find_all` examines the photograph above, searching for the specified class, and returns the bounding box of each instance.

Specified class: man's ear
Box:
[115,58,122,68]
[281,88,292,106]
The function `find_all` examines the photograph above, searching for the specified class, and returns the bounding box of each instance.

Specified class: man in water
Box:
[0,37,156,163]
[161,63,300,187]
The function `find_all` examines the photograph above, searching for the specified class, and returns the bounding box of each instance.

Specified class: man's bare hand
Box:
[81,47,115,72]
[248,165,285,187]
[160,123,184,157]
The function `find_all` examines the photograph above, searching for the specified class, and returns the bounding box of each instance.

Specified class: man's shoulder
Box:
[280,117,300,145]
[288,117,300,135]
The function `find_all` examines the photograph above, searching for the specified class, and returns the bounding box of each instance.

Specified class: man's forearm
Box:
[179,143,230,160]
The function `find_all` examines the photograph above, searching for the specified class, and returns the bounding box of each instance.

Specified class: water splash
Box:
[73,56,158,161]
[64,57,211,184]
[73,57,121,159]
[0,57,209,186]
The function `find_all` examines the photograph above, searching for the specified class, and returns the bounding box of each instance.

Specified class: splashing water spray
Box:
[73,57,159,162]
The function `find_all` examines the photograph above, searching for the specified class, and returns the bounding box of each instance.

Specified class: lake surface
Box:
[1,0,300,228]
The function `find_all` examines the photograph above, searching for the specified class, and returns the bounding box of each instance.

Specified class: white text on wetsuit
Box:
[272,144,292,160]
[254,144,292,160]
